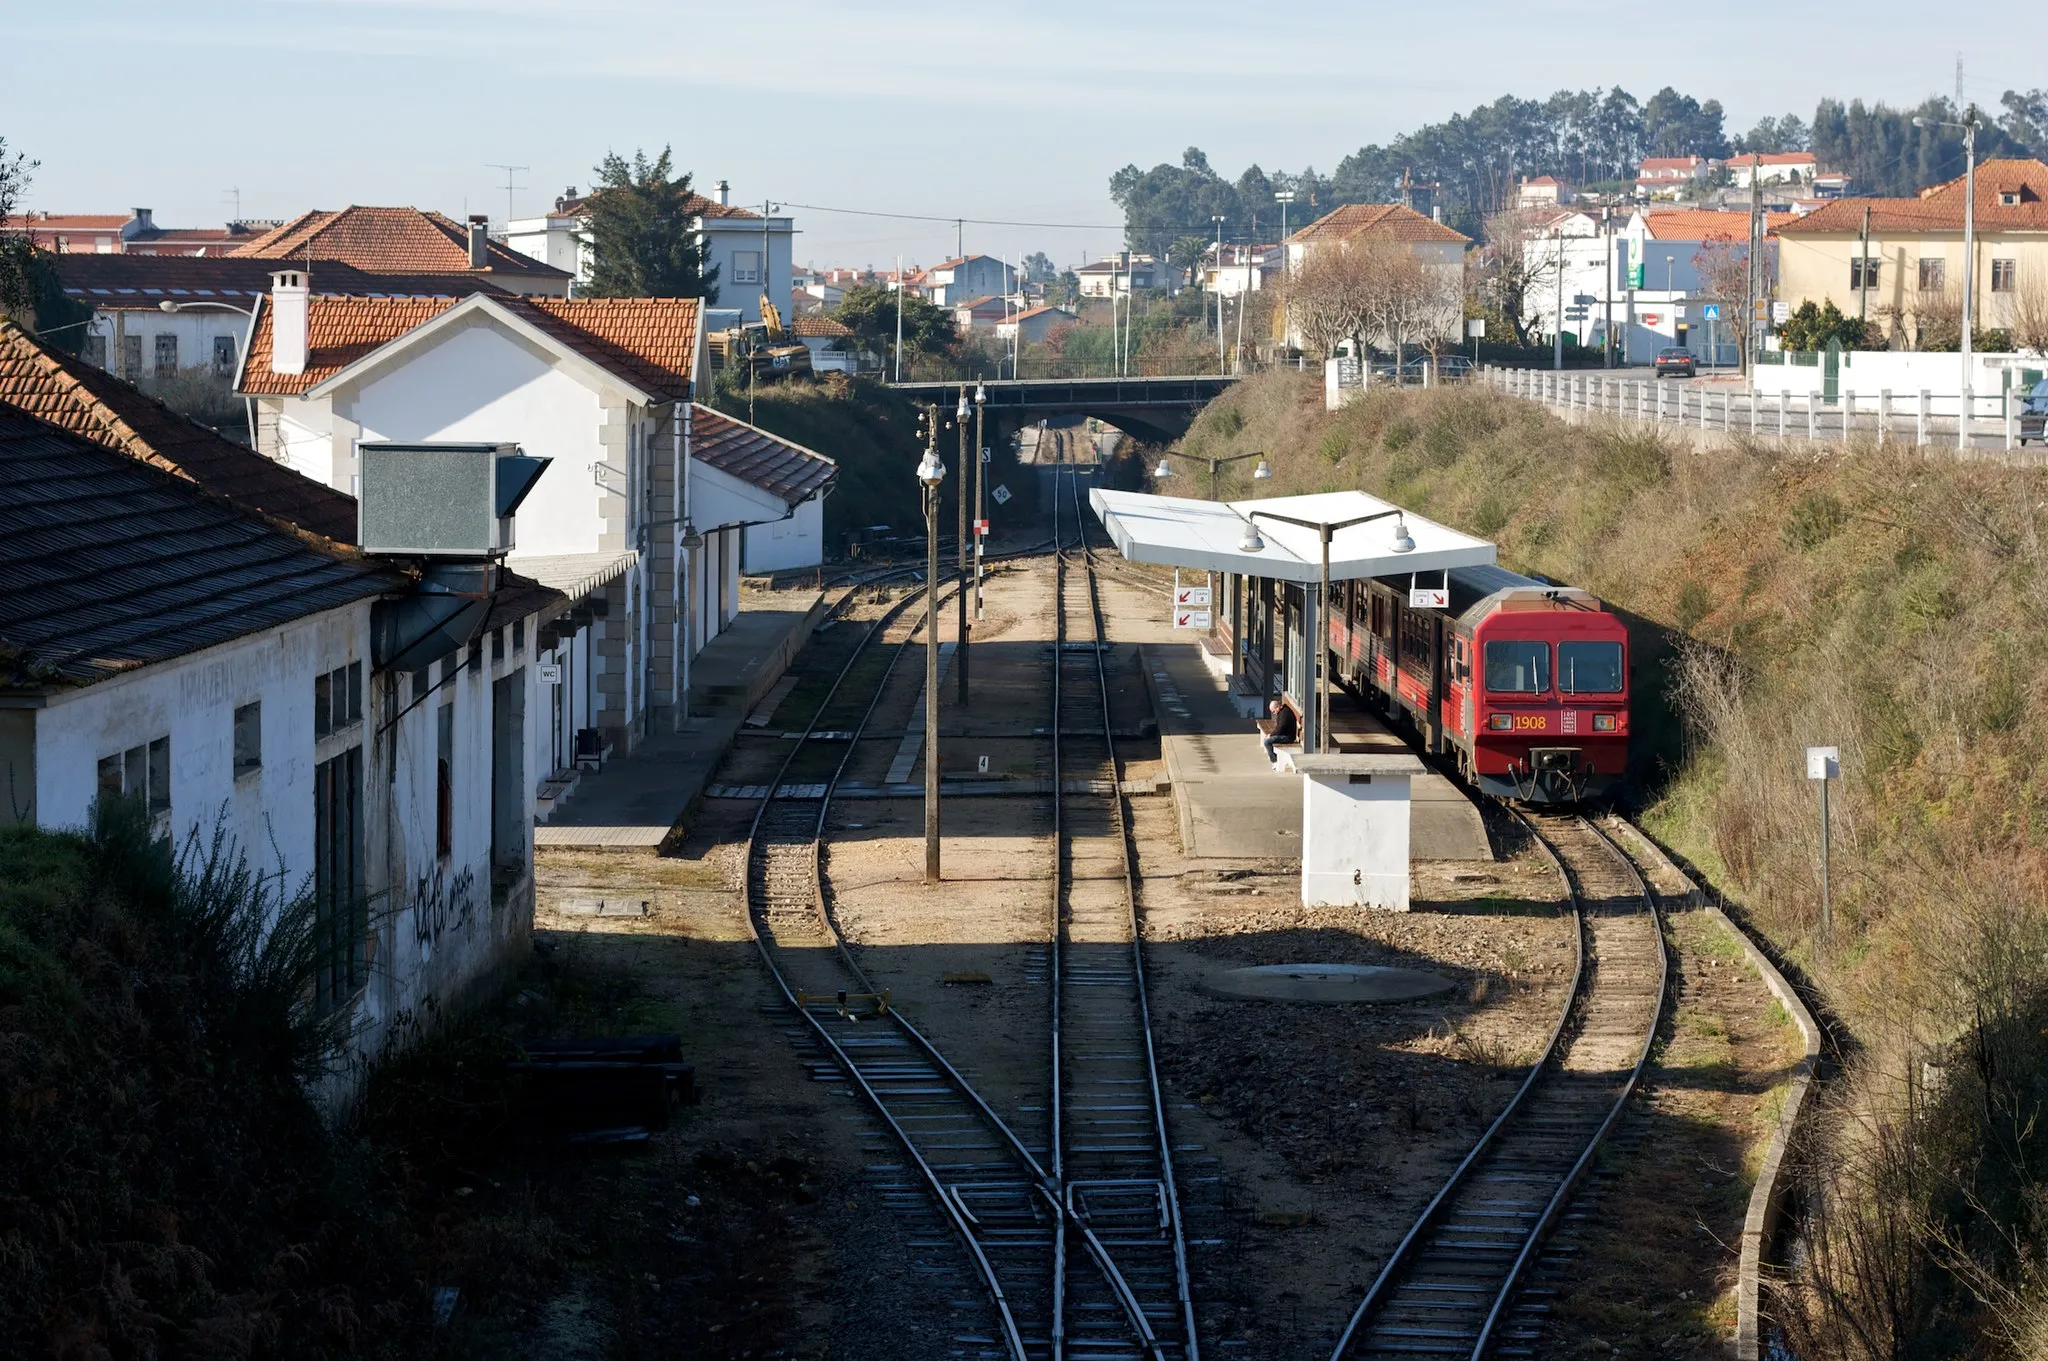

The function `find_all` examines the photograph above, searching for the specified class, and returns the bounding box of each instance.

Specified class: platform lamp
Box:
[972,382,987,621]
[954,387,971,706]
[1150,449,1273,501]
[916,415,947,883]
[1247,507,1415,753]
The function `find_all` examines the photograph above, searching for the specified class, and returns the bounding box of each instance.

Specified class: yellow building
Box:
[1776,158,2048,347]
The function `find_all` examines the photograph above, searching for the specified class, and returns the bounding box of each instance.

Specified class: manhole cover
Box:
[1205,962,1454,1004]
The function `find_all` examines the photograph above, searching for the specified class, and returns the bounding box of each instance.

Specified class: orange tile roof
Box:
[0,213,129,233]
[231,206,569,278]
[239,294,701,400]
[1737,151,1817,166]
[1639,209,1797,240]
[689,405,834,505]
[0,319,361,542]
[1780,158,2048,235]
[1285,202,1471,246]
[792,315,852,338]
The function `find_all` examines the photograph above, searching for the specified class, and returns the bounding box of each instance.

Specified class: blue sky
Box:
[4,0,2039,272]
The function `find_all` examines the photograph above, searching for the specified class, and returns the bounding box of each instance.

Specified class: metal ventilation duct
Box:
[372,563,494,672]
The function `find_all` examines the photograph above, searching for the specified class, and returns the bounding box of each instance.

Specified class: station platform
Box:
[1141,641,1494,864]
[535,587,830,854]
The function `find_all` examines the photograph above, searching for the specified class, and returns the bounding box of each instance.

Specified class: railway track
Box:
[741,517,1177,1358]
[1053,460,1199,1360]
[1330,813,1667,1361]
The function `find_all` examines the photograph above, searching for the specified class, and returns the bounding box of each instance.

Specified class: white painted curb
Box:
[1607,818,1821,1361]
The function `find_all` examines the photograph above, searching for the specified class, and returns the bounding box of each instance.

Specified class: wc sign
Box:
[1408,570,1449,610]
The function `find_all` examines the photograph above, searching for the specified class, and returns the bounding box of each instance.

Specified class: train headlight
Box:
[1593,714,1617,732]
[1488,713,1514,731]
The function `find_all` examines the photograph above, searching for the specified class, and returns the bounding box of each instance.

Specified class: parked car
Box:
[2021,380,2048,446]
[1653,347,1696,378]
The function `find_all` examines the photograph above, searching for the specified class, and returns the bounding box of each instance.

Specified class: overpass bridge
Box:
[889,374,1238,444]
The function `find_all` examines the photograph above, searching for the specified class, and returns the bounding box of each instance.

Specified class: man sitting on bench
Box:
[1258,699,1298,767]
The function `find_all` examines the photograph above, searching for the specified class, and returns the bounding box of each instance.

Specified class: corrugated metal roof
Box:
[690,405,836,506]
[0,406,400,686]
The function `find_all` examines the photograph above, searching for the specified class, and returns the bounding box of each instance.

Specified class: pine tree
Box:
[582,147,721,301]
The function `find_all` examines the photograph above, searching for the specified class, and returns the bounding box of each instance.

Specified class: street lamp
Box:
[916,413,947,884]
[1915,105,1981,446]
[954,388,971,706]
[1212,214,1228,375]
[1151,448,1271,500]
[1276,190,1297,357]
[157,298,255,316]
[972,382,987,621]
[1247,508,1414,753]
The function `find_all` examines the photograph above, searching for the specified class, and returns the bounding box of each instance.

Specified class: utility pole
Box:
[1858,203,1871,321]
[1553,226,1564,371]
[1960,107,1979,449]
[1213,214,1228,375]
[894,254,904,383]
[1746,154,1762,376]
[485,163,528,227]
[917,415,946,884]
[1602,207,1614,368]
[1276,189,1296,353]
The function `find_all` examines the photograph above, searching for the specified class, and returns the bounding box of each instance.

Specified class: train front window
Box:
[1483,640,1550,694]
[1558,641,1624,694]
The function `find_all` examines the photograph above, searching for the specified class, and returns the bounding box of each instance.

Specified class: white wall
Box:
[703,216,792,323]
[275,397,336,488]
[1750,350,2040,413]
[31,604,365,867]
[87,308,252,385]
[743,494,825,573]
[337,322,609,559]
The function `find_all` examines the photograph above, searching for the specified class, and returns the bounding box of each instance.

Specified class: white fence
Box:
[1486,365,2040,452]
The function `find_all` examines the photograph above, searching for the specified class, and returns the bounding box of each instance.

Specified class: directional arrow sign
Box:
[1173,610,1212,630]
[1174,585,1212,608]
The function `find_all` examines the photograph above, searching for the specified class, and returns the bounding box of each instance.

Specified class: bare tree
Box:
[2003,268,2048,355]
[1477,209,1563,346]
[1281,244,1374,359]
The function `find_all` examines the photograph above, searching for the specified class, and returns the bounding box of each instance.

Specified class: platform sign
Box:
[1173,609,1213,630]
[537,663,562,684]
[991,484,1012,505]
[1175,585,1212,608]
[1806,746,1840,781]
[1408,585,1449,609]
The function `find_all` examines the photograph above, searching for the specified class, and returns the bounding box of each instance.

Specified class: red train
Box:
[1330,564,1629,803]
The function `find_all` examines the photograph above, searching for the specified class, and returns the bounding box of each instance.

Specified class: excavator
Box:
[707,294,813,381]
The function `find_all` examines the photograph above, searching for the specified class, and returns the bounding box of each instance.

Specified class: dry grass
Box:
[1181,371,2048,1355]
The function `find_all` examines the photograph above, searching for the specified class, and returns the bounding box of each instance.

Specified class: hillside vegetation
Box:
[1177,372,2048,1356]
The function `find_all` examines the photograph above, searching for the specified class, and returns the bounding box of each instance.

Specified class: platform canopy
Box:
[1088,487,1495,583]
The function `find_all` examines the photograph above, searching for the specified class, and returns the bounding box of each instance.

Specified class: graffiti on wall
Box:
[410,862,478,950]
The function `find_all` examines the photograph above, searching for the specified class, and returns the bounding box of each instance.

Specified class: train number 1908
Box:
[1514,714,1548,731]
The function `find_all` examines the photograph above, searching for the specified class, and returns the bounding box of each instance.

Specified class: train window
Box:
[1559,641,1624,694]
[1484,640,1550,694]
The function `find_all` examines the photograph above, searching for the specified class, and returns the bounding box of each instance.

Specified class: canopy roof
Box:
[1088,487,1495,583]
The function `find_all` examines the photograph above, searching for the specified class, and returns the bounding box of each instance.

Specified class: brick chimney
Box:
[467,215,490,269]
[269,269,309,375]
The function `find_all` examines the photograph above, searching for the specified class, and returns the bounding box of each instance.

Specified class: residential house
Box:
[1201,244,1280,298]
[0,399,564,1105]
[1518,176,1570,207]
[46,253,506,391]
[503,183,790,319]
[1,208,274,257]
[950,295,1012,332]
[1728,152,1819,189]
[1281,204,1470,351]
[998,305,1077,345]
[917,255,1017,308]
[231,206,573,297]
[1775,158,2048,345]
[1075,252,1170,298]
[233,278,835,757]
[790,315,860,373]
[1634,155,1713,200]
[1614,208,1793,360]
